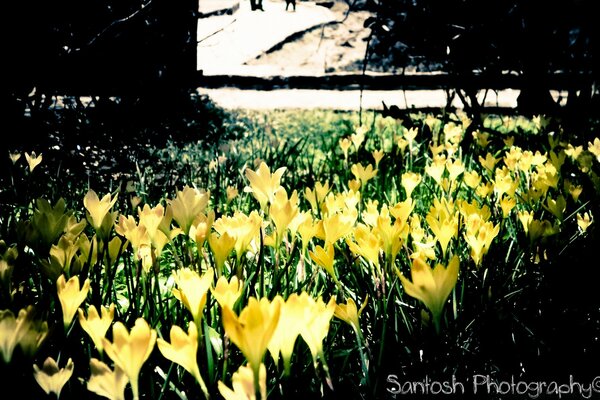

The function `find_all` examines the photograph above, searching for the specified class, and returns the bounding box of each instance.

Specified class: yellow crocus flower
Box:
[300,295,336,384]
[24,151,43,172]
[479,152,499,172]
[218,363,267,400]
[269,189,299,247]
[463,170,481,189]
[351,163,378,186]
[190,211,215,250]
[401,172,421,199]
[102,318,157,400]
[268,294,306,375]
[222,297,281,389]
[213,211,263,263]
[208,232,236,276]
[425,159,445,186]
[226,186,239,204]
[371,149,384,168]
[396,255,459,333]
[339,137,352,160]
[588,137,600,162]
[322,213,354,246]
[172,267,214,328]
[83,189,118,233]
[33,357,74,398]
[309,243,336,281]
[499,195,516,218]
[351,125,367,150]
[87,358,129,400]
[543,195,567,221]
[577,212,593,233]
[168,186,210,236]
[464,219,500,266]
[45,235,79,280]
[157,322,209,399]
[244,161,286,211]
[0,306,35,363]
[446,158,464,182]
[78,304,115,355]
[9,152,21,164]
[211,275,243,310]
[298,216,321,255]
[57,274,90,331]
[564,179,583,202]
[346,224,382,267]
[334,296,368,334]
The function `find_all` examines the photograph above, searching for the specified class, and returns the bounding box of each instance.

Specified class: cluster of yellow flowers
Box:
[1,114,599,399]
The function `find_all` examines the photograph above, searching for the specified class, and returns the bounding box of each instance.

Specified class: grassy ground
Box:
[1,96,600,399]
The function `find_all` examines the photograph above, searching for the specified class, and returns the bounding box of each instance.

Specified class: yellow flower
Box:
[172,267,214,327]
[464,219,500,266]
[244,161,286,211]
[564,144,583,161]
[309,243,336,280]
[218,363,267,400]
[87,358,129,400]
[138,203,175,255]
[346,224,382,267]
[25,151,43,172]
[351,163,378,186]
[28,198,71,250]
[425,159,445,186]
[577,212,593,233]
[190,211,215,251]
[9,152,21,164]
[396,255,459,333]
[213,211,263,263]
[78,304,115,355]
[45,235,79,280]
[499,195,516,218]
[351,125,367,150]
[83,189,118,234]
[348,179,361,193]
[57,274,91,330]
[463,170,482,189]
[588,137,600,162]
[226,186,239,204]
[157,322,209,399]
[115,215,152,273]
[401,172,421,199]
[339,138,352,160]
[404,127,418,149]
[543,195,567,221]
[298,216,321,255]
[300,295,336,382]
[269,189,299,247]
[0,307,35,363]
[222,297,281,388]
[517,210,534,234]
[334,296,368,334]
[168,186,210,236]
[446,158,464,182]
[479,152,499,172]
[322,213,354,246]
[371,149,385,168]
[564,179,583,202]
[33,357,74,398]
[268,294,306,375]
[208,232,236,276]
[102,318,157,400]
[211,275,243,310]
